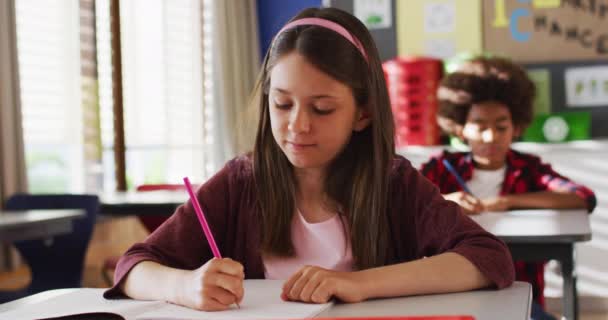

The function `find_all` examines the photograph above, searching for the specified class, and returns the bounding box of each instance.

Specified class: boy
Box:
[420,57,596,320]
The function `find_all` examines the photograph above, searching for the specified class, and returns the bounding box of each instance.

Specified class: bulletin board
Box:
[483,0,608,63]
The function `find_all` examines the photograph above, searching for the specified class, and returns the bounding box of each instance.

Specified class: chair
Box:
[0,194,99,303]
[101,184,186,285]
[134,184,185,232]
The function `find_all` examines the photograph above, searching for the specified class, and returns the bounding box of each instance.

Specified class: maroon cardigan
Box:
[104,155,514,298]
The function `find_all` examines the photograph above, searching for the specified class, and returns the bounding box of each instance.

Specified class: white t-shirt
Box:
[468,166,506,199]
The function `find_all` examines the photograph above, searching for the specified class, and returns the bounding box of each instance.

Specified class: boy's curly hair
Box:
[436,57,536,136]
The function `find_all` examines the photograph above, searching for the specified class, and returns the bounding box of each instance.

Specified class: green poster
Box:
[522,112,590,142]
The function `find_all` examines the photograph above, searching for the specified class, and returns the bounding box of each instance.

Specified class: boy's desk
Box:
[99,191,186,216]
[472,209,591,320]
[0,282,532,320]
[0,209,85,242]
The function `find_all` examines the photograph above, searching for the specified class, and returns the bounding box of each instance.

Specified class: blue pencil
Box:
[441,159,474,195]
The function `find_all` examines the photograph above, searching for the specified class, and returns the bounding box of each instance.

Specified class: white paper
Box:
[565,65,608,107]
[0,288,163,320]
[139,280,332,319]
[424,2,456,34]
[424,38,456,59]
[354,0,392,29]
[0,280,333,320]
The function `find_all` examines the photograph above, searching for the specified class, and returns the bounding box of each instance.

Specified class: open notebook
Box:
[0,280,333,320]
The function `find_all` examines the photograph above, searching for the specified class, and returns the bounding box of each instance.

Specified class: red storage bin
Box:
[383,56,443,147]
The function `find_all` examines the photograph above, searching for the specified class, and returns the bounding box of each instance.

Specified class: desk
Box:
[319,282,531,320]
[472,209,591,320]
[99,191,186,216]
[0,209,85,242]
[0,282,532,320]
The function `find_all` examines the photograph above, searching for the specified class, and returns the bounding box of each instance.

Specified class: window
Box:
[16,0,217,194]
[97,0,215,192]
[15,0,84,193]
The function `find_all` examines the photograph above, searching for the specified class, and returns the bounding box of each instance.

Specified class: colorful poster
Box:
[397,0,482,59]
[354,0,392,30]
[565,65,608,107]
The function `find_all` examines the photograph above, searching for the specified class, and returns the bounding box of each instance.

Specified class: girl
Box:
[420,56,596,319]
[104,8,514,311]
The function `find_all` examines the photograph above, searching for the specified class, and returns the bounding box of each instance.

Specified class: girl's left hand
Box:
[281,265,366,304]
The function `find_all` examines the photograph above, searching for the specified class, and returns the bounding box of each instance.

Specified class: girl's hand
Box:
[177,258,244,311]
[481,196,510,212]
[444,192,483,215]
[281,265,366,304]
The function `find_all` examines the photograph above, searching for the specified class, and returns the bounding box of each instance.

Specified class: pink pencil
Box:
[183,177,240,308]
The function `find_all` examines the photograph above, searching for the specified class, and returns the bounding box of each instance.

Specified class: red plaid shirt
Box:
[420,149,596,306]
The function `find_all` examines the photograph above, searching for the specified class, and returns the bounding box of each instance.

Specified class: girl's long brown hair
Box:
[252,7,395,270]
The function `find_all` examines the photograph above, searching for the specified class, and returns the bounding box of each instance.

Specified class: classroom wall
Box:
[257,1,608,152]
[256,0,322,58]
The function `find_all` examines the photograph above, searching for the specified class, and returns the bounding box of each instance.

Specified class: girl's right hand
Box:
[176,257,245,311]
[444,192,483,215]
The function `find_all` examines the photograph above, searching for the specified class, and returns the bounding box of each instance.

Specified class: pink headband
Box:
[277,17,368,62]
